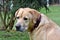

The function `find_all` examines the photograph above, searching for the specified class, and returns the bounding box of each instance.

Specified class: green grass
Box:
[0,31,29,40]
[0,5,60,40]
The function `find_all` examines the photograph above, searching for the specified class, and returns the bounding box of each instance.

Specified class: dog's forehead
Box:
[16,9,33,18]
[22,11,33,19]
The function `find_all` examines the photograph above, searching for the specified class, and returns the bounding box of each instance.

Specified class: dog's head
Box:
[15,8,40,32]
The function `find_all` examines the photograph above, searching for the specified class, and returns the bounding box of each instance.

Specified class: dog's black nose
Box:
[15,25,21,31]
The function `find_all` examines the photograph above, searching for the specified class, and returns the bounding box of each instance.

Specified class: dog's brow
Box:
[15,10,19,17]
[20,11,24,17]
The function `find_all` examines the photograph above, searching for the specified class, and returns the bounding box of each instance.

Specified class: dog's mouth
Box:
[16,25,27,32]
[16,27,25,32]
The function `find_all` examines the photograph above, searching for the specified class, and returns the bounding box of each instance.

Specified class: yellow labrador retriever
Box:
[15,8,60,40]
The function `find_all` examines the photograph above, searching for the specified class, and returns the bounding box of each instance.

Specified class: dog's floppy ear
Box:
[29,9,40,19]
[15,10,19,17]
[29,9,40,23]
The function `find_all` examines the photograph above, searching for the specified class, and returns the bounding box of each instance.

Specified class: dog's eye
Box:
[16,17,19,19]
[24,17,28,20]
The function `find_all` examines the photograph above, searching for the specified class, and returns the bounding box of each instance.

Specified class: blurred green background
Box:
[0,0,60,40]
[0,5,60,40]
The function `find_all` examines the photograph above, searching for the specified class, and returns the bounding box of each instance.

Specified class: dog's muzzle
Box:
[15,25,21,31]
[15,23,25,32]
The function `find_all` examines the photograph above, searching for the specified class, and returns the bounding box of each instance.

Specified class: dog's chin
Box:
[16,29,25,32]
[16,29,23,32]
[16,28,26,32]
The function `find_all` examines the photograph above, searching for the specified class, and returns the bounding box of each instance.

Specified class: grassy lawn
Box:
[0,5,60,40]
[0,31,29,40]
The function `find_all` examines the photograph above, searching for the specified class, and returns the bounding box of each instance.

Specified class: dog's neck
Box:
[31,14,41,32]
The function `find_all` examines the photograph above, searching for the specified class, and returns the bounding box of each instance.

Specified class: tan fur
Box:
[15,8,60,40]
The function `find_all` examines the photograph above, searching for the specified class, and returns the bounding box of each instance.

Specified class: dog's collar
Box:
[31,14,41,32]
